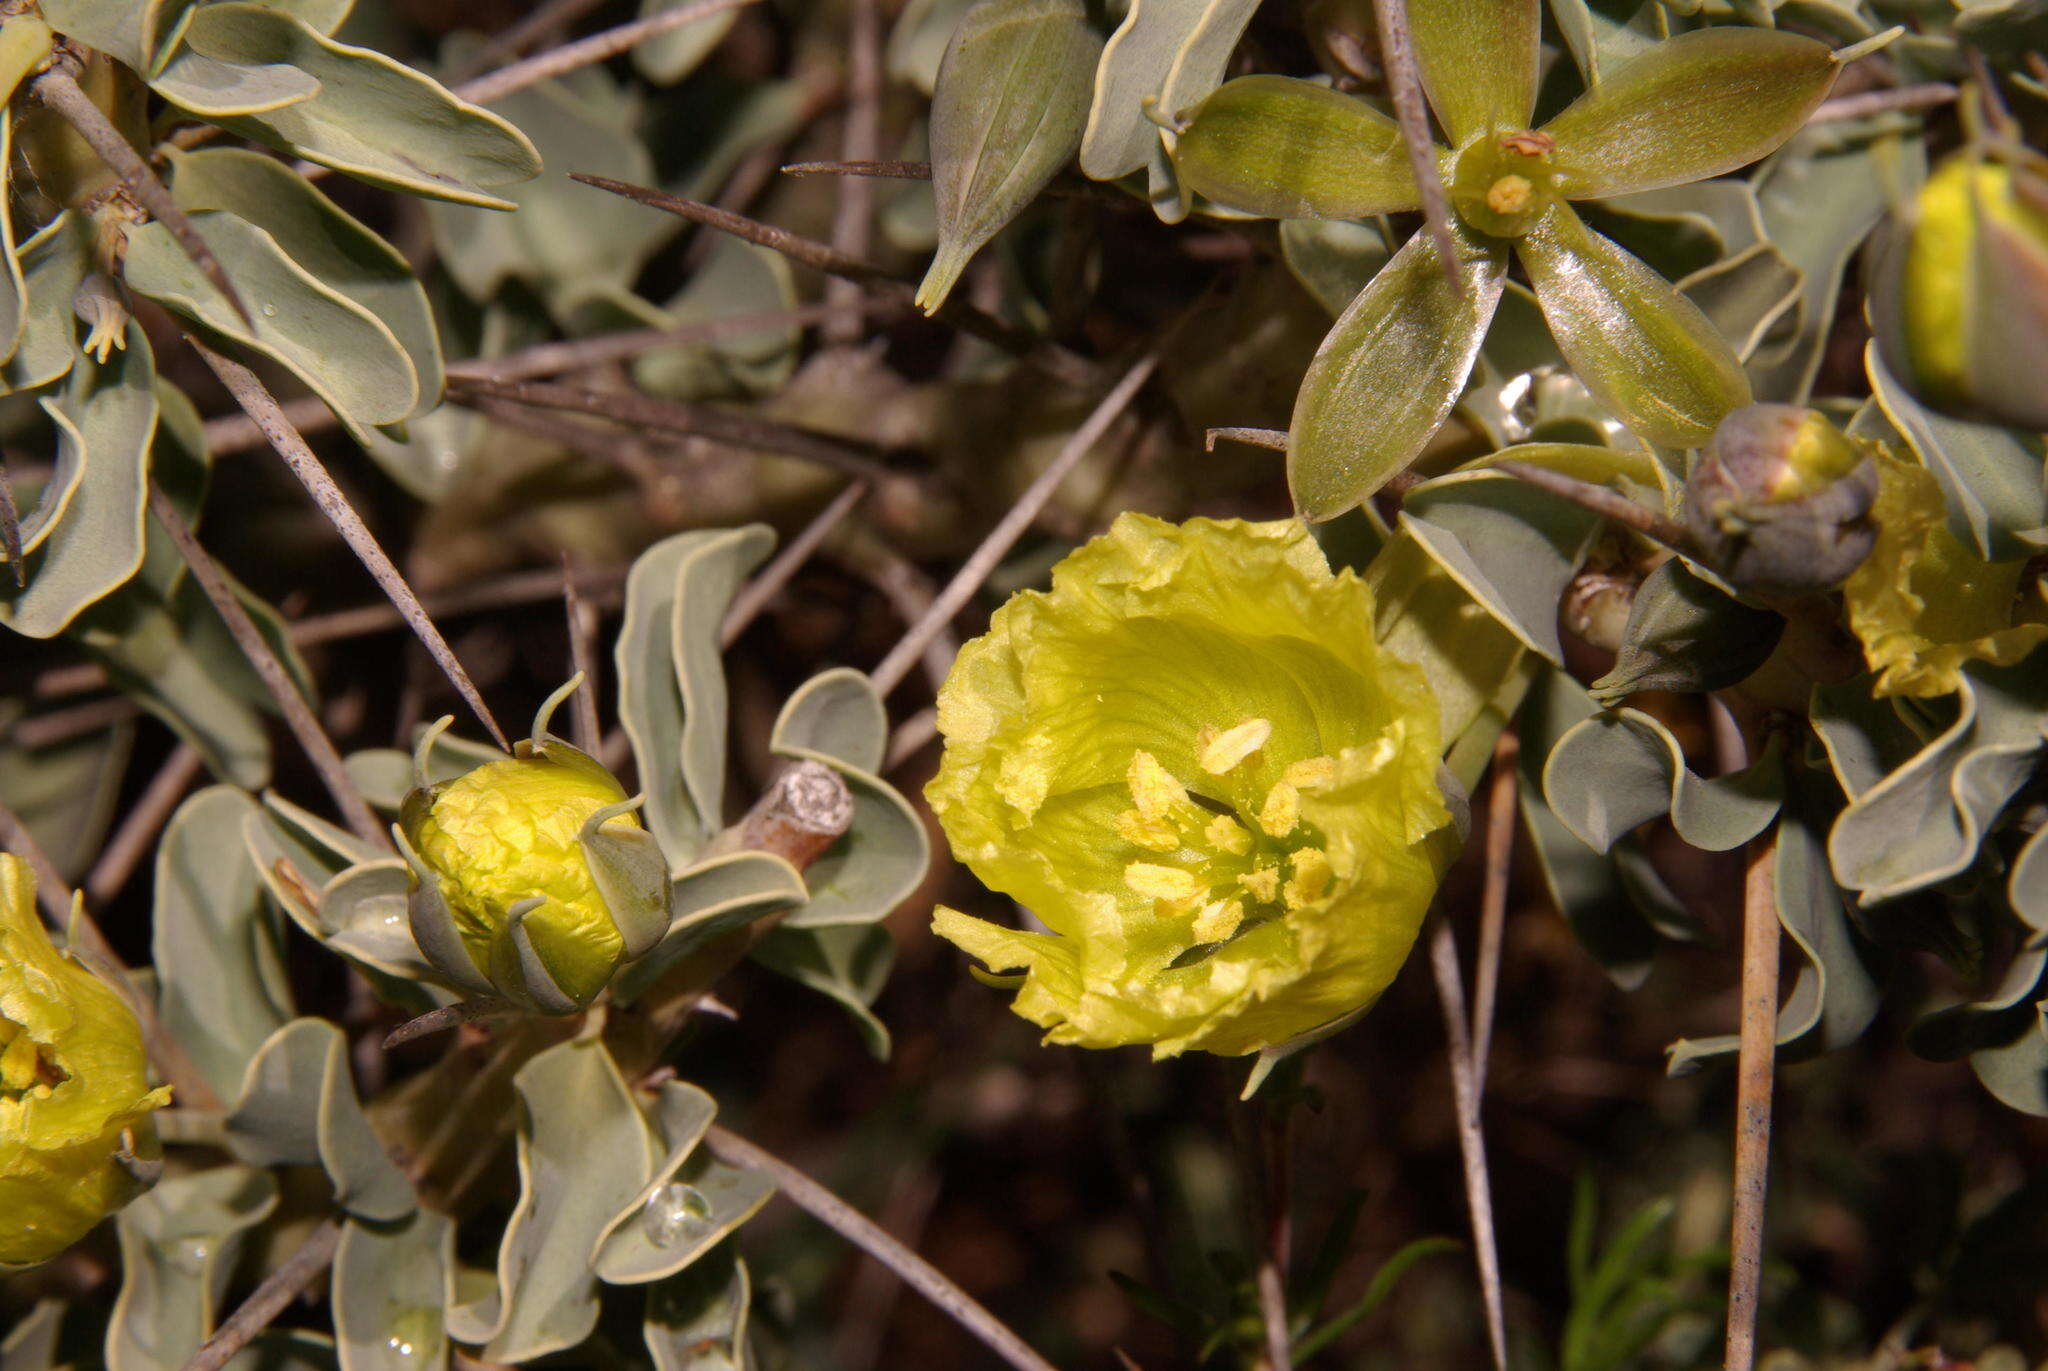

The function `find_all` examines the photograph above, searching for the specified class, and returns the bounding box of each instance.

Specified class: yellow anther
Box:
[1284,848,1334,907]
[1204,812,1251,856]
[1283,756,1337,791]
[1191,899,1244,944]
[1114,809,1180,853]
[1127,750,1189,821]
[1125,862,1200,905]
[1257,781,1299,838]
[1,1030,40,1093]
[1239,866,1280,903]
[1486,174,1534,215]
[1198,717,1272,775]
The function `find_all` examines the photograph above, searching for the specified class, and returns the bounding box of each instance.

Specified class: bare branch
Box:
[85,744,204,908]
[31,65,255,327]
[826,0,883,346]
[561,561,603,753]
[454,0,760,106]
[190,338,511,752]
[446,300,902,384]
[1257,1262,1292,1371]
[721,481,870,648]
[180,1219,343,1371]
[1369,0,1463,298]
[1205,427,1288,453]
[1469,733,1518,1087]
[869,353,1157,696]
[1493,461,1700,556]
[148,484,385,849]
[1809,81,1958,124]
[445,0,610,83]
[783,158,934,180]
[1725,831,1782,1371]
[382,996,520,1050]
[1428,919,1508,1371]
[704,1124,1064,1371]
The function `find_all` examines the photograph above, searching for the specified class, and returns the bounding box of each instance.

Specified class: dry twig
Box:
[1428,919,1509,1371]
[1725,831,1782,1371]
[179,1219,343,1371]
[454,0,760,106]
[1369,0,1463,297]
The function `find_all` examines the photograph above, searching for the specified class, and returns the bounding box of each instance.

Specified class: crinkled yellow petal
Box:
[1844,455,2048,697]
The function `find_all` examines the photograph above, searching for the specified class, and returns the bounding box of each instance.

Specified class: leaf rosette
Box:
[927,514,1451,1058]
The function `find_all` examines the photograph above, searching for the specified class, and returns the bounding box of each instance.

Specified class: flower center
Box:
[0,1018,66,1101]
[1449,130,1556,239]
[1111,718,1340,958]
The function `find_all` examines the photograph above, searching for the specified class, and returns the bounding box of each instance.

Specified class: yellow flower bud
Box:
[0,857,170,1268]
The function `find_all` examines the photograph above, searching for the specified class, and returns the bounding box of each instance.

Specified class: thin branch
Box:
[1725,831,1782,1371]
[454,0,760,105]
[721,481,870,648]
[839,542,956,696]
[470,396,677,507]
[1493,461,1700,555]
[1257,1262,1292,1371]
[381,996,520,1050]
[445,300,902,384]
[1205,427,1288,453]
[445,0,610,82]
[825,0,882,346]
[1369,0,1463,297]
[703,1124,1064,1371]
[0,798,76,927]
[869,353,1157,695]
[885,707,939,772]
[190,338,511,752]
[562,561,603,753]
[149,484,385,848]
[783,158,933,180]
[202,395,335,457]
[1469,733,1518,1088]
[1808,81,1958,124]
[31,66,254,328]
[180,1218,343,1371]
[1427,919,1509,1371]
[444,372,901,484]
[85,744,204,908]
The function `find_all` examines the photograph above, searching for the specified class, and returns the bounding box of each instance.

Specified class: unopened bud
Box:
[1681,404,1879,595]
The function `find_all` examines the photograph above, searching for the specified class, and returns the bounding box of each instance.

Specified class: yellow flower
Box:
[1843,454,2048,697]
[398,682,673,1012]
[927,514,1451,1058]
[0,856,170,1268]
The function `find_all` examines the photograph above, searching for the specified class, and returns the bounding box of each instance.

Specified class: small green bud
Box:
[1681,404,1879,595]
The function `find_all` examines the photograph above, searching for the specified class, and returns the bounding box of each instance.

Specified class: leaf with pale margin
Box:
[40,0,177,75]
[1,213,89,396]
[154,787,294,1102]
[1289,221,1509,519]
[0,107,30,370]
[1545,27,1839,200]
[615,526,776,870]
[1399,470,1602,664]
[613,851,808,1003]
[917,0,1102,312]
[1279,218,1392,317]
[753,925,896,1058]
[1809,676,1933,801]
[167,148,445,416]
[1407,0,1539,145]
[1828,651,2048,905]
[1912,947,2047,1063]
[1866,343,2048,562]
[594,1081,775,1284]
[1170,76,1416,221]
[2,323,158,639]
[0,713,131,885]
[1678,240,1805,365]
[1081,0,1261,182]
[645,1242,752,1371]
[1667,767,1881,1072]
[106,1167,278,1371]
[1593,558,1784,701]
[225,1018,414,1222]
[1543,708,1782,853]
[176,4,541,207]
[2013,823,2048,936]
[447,1038,660,1361]
[333,1209,455,1371]
[1520,203,1751,449]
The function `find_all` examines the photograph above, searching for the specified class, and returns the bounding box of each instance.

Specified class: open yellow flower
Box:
[927,515,1451,1058]
[0,856,170,1268]
[1843,454,2048,698]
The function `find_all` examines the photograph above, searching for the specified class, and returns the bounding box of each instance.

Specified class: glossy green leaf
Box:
[448,1038,659,1362]
[1866,343,2048,563]
[177,4,541,207]
[593,1082,774,1284]
[753,925,895,1058]
[1544,28,1840,200]
[615,526,776,870]
[1592,558,1784,701]
[1828,651,2048,905]
[1171,76,1417,221]
[1289,222,1509,519]
[124,211,419,429]
[1408,0,1539,145]
[167,148,445,415]
[2,323,157,638]
[333,1210,454,1371]
[106,1167,278,1371]
[153,787,293,1102]
[1279,218,1392,316]
[1667,768,1880,1072]
[634,0,742,84]
[1399,471,1602,663]
[916,0,1102,312]
[1520,203,1751,448]
[644,1242,751,1371]
[1543,708,1782,853]
[1081,0,1260,181]
[613,851,808,1002]
[225,1019,414,1222]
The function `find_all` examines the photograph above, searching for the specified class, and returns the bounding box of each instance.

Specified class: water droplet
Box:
[259,303,278,318]
[383,1308,441,1364]
[641,1180,712,1248]
[175,1239,211,1274]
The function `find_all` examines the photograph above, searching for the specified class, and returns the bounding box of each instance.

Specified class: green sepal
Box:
[1407,0,1539,145]
[1171,76,1419,221]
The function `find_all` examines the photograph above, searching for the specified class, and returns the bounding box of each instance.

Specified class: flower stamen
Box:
[1198,717,1272,775]
[1257,781,1300,838]
[1127,750,1190,821]
[1126,862,1201,905]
